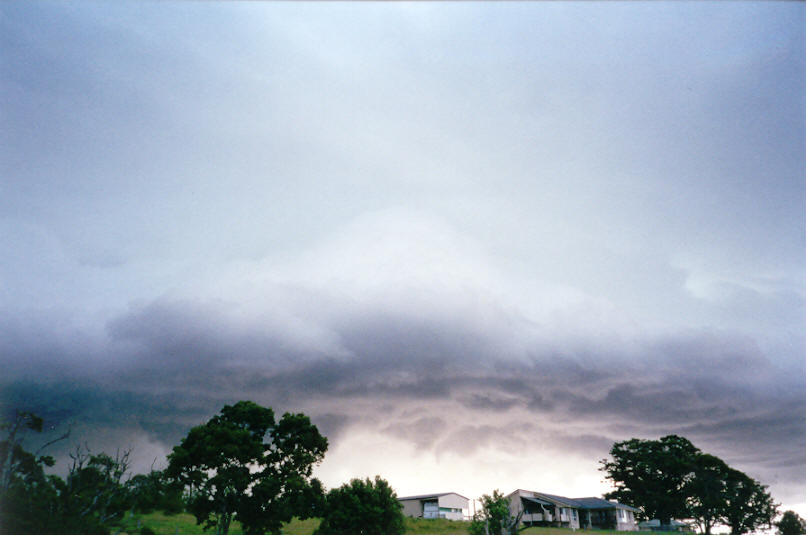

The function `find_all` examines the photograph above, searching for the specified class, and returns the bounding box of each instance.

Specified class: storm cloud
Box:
[1,0,804,516]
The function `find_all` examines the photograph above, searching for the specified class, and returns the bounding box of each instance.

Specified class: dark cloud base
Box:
[1,298,804,503]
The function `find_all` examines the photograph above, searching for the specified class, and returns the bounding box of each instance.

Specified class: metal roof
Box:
[572,497,641,512]
[397,492,470,502]
[510,490,640,512]
[522,496,554,506]
[532,492,582,508]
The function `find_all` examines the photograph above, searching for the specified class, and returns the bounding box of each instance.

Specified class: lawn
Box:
[120,512,651,535]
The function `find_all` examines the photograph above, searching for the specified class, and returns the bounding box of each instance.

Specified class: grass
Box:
[404,517,473,534]
[118,512,653,535]
[115,512,323,535]
[115,511,245,535]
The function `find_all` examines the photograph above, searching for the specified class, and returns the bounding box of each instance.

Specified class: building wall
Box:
[438,493,469,511]
[434,494,467,520]
[615,508,638,531]
[400,499,424,518]
[400,495,468,521]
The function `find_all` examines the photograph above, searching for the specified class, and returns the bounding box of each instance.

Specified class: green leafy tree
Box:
[59,445,134,531]
[777,511,806,535]
[687,454,731,535]
[314,476,404,535]
[0,412,127,535]
[166,401,327,535]
[720,468,777,535]
[0,437,66,535]
[470,490,521,535]
[127,468,184,514]
[601,435,701,526]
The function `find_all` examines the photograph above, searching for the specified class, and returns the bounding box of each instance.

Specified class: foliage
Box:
[601,435,778,535]
[61,445,134,528]
[601,435,701,526]
[686,453,730,535]
[720,468,777,535]
[0,410,46,491]
[469,490,520,535]
[128,468,184,514]
[777,511,806,535]
[1,412,135,535]
[166,401,327,535]
[314,475,405,535]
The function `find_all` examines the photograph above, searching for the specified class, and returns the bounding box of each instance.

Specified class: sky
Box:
[1,0,805,521]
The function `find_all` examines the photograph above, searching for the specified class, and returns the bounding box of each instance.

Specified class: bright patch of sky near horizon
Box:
[1,1,804,518]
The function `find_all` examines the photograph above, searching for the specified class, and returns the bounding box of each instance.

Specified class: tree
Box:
[470,490,522,535]
[687,454,731,535]
[777,511,806,535]
[601,435,701,526]
[59,445,134,531]
[127,468,184,514]
[166,401,328,535]
[1,412,132,535]
[720,468,777,535]
[0,410,68,492]
[314,476,404,535]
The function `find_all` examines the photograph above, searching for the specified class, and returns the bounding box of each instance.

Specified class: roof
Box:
[510,490,640,512]
[533,492,581,508]
[522,496,554,507]
[398,492,470,502]
[572,497,641,512]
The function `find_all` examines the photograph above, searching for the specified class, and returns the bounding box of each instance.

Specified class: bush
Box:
[778,511,806,535]
[315,476,405,535]
[140,528,156,535]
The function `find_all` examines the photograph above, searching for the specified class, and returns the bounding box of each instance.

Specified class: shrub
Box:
[315,476,404,535]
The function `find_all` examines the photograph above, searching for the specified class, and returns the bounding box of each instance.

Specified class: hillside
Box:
[120,512,652,535]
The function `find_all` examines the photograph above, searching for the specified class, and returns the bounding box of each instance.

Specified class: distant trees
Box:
[777,511,806,535]
[314,476,404,535]
[166,400,327,535]
[127,468,184,515]
[601,435,777,535]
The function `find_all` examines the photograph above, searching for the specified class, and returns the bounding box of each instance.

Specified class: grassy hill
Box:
[120,512,651,535]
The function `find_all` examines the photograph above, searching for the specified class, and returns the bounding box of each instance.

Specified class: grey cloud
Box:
[1,0,803,510]
[461,393,521,412]
[384,417,446,450]
[5,294,804,493]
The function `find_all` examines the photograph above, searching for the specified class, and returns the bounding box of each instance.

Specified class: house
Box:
[506,490,640,531]
[573,497,641,531]
[398,492,469,520]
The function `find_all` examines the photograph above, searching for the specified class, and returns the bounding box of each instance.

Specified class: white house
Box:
[398,492,469,520]
[506,490,640,531]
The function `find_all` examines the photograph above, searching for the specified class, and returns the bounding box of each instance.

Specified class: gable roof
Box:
[398,492,469,501]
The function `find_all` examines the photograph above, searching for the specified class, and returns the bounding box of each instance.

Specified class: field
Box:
[118,512,651,535]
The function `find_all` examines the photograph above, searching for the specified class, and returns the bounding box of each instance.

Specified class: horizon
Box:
[1,1,804,522]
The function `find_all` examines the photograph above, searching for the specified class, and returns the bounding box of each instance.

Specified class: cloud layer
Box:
[1,0,804,515]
